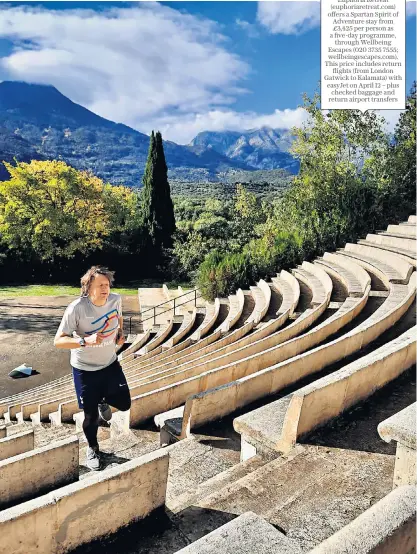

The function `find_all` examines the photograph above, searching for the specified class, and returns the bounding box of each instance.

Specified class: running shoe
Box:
[86,446,101,471]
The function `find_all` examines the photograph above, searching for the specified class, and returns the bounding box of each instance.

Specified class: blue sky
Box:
[0,1,415,143]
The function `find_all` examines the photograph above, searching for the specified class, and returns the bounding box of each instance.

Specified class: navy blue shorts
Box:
[72,359,131,412]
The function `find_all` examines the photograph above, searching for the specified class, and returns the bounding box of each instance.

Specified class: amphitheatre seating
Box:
[32,271,298,427]
[163,260,414,442]
[118,327,152,359]
[137,317,174,355]
[0,436,78,510]
[378,402,416,488]
[189,298,220,341]
[408,215,417,224]
[162,308,197,350]
[233,326,416,458]
[123,261,337,429]
[362,233,416,253]
[358,240,416,267]
[0,426,5,439]
[0,273,297,427]
[0,448,169,554]
[218,289,245,333]
[386,224,417,238]
[246,280,271,324]
[0,429,34,461]
[341,243,414,283]
[175,486,416,554]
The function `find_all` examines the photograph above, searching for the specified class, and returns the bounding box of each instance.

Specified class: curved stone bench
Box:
[219,290,245,333]
[234,326,416,457]
[387,224,417,238]
[343,243,414,284]
[0,448,169,554]
[119,328,152,361]
[358,240,416,267]
[322,252,371,292]
[173,511,302,554]
[173,486,416,554]
[190,298,221,342]
[162,308,197,350]
[364,233,416,254]
[246,280,271,325]
[138,319,175,355]
[315,257,366,298]
[378,402,416,488]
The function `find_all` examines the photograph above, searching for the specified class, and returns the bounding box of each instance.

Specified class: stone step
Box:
[191,445,394,551]
[167,454,270,514]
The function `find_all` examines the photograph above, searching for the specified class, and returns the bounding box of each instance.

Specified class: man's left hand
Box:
[116,331,126,346]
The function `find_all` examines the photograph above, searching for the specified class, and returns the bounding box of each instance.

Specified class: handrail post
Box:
[195,289,197,307]
[174,298,176,317]
[153,306,156,325]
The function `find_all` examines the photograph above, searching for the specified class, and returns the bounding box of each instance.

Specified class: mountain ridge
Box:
[0,81,298,185]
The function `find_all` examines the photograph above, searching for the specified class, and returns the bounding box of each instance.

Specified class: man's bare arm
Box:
[54,331,104,349]
[54,331,82,349]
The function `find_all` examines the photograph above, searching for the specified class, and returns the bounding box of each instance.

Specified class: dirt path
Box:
[0,295,139,398]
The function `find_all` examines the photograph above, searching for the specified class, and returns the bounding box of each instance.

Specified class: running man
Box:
[54,266,131,470]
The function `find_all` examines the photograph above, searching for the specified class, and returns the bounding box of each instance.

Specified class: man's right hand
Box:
[84,333,104,346]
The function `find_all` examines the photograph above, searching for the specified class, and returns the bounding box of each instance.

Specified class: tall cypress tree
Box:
[141,130,176,249]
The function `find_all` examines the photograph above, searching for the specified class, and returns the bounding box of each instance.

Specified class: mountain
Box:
[189,127,298,173]
[0,81,298,186]
[0,126,46,180]
[0,81,251,186]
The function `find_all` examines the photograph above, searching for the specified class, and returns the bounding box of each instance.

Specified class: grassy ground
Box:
[0,280,192,297]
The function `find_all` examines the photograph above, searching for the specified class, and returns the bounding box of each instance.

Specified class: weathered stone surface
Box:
[378,402,416,450]
[173,512,302,554]
[310,485,416,554]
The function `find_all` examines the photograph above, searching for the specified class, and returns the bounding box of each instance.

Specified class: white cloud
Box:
[258,0,416,35]
[236,18,260,39]
[406,0,416,17]
[257,1,320,35]
[0,4,253,140]
[148,106,309,144]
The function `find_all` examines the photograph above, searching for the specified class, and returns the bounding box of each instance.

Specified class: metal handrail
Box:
[128,288,202,335]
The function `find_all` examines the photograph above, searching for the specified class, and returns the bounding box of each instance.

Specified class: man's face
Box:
[89,274,111,302]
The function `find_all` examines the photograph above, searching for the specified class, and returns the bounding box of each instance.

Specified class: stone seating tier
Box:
[173,486,416,554]
[0,448,169,554]
[162,266,414,443]
[234,326,416,458]
[0,436,78,510]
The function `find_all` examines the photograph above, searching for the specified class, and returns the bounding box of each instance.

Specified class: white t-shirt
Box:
[57,293,122,371]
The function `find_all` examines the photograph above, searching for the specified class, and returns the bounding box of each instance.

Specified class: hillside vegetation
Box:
[0,85,415,296]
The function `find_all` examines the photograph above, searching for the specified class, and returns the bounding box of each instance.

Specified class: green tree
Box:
[0,160,112,260]
[384,81,416,221]
[276,92,388,255]
[141,131,176,249]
